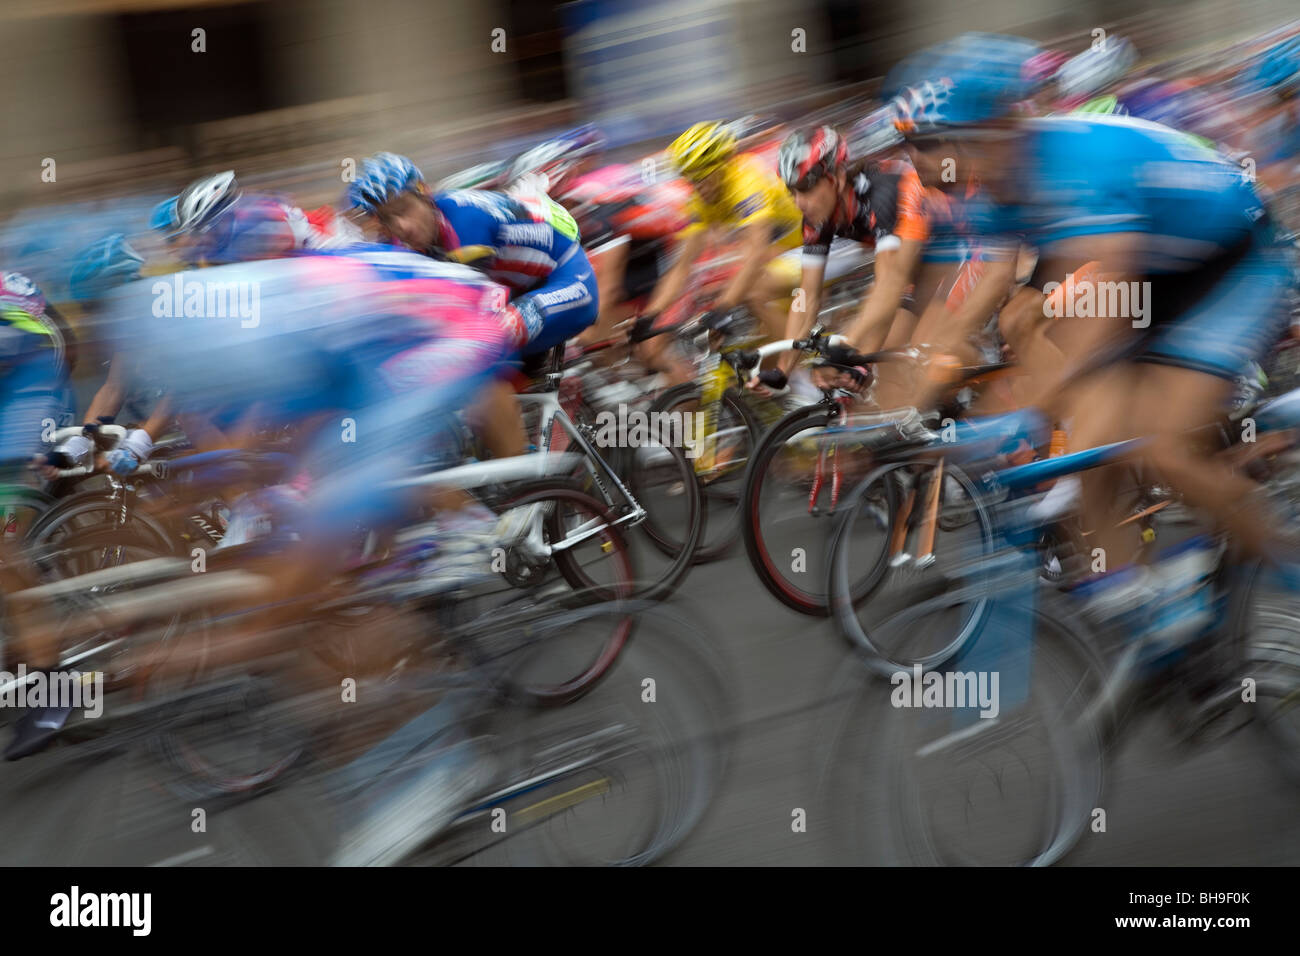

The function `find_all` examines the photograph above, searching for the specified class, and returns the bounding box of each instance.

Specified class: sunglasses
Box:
[787,170,825,193]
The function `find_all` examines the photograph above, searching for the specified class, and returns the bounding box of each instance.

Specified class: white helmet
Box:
[1056,37,1138,101]
[172,170,239,234]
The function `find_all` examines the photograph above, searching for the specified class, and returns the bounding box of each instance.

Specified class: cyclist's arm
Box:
[713,219,776,311]
[844,236,924,352]
[777,258,828,375]
[82,353,129,424]
[141,394,174,441]
[643,227,707,316]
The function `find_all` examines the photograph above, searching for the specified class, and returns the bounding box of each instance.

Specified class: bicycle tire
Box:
[828,460,994,673]
[442,599,733,865]
[823,590,1106,866]
[1228,558,1300,785]
[649,382,762,563]
[741,402,888,615]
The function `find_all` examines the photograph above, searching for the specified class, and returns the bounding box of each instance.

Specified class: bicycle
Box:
[822,393,1300,864]
[739,329,1014,616]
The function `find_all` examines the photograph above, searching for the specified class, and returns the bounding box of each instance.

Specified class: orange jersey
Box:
[801,157,929,263]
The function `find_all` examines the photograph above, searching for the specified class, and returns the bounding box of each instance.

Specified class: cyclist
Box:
[890,32,1295,623]
[166,170,362,267]
[772,121,928,383]
[776,111,1020,410]
[348,151,598,461]
[631,121,804,387]
[510,135,692,351]
[42,235,173,479]
[90,248,518,854]
[0,271,82,758]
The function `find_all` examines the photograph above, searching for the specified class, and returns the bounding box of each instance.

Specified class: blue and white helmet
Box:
[348,152,426,214]
[888,33,1042,136]
[69,234,144,303]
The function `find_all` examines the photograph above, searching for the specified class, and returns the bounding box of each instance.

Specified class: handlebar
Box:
[728,330,852,374]
[50,460,168,480]
[49,424,127,445]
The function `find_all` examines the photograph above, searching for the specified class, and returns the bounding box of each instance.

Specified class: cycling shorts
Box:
[1027,221,1295,380]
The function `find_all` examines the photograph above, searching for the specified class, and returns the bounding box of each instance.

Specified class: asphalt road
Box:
[0,514,1296,867]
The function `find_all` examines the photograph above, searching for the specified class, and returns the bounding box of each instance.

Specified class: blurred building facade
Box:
[0,0,1297,212]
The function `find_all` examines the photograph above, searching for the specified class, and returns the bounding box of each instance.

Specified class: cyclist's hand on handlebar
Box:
[812,361,872,394]
[32,453,63,480]
[746,368,788,396]
[629,311,660,344]
[97,449,141,476]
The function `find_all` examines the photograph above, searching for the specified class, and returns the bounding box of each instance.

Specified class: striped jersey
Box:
[432,188,581,293]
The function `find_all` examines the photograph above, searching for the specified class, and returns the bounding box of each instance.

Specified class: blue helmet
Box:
[348,152,425,214]
[150,196,179,233]
[69,234,144,303]
[887,33,1041,136]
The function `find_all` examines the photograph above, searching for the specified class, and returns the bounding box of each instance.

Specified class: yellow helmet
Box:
[667,122,736,179]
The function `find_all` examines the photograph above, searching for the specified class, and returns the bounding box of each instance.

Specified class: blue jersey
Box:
[433,189,582,294]
[981,115,1268,273]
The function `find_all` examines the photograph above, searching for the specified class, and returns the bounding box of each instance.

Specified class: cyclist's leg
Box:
[1132,232,1295,559]
[470,377,530,459]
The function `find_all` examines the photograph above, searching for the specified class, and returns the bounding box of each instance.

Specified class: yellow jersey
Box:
[681,153,802,249]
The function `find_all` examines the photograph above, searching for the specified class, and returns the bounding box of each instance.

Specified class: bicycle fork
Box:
[808,440,843,515]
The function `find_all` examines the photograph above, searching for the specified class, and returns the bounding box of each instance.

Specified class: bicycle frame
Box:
[516,390,647,533]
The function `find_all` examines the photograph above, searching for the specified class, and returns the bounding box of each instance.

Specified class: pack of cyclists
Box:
[2,21,1299,863]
